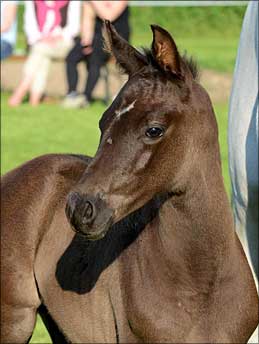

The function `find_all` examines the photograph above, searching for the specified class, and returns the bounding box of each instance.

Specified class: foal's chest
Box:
[117,248,194,342]
[36,216,221,343]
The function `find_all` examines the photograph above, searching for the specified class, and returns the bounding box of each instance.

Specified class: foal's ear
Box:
[103,20,147,76]
[151,25,182,78]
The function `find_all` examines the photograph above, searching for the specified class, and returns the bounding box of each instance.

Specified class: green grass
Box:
[1,95,102,174]
[1,91,230,343]
[130,6,245,73]
[31,316,51,343]
[130,6,246,38]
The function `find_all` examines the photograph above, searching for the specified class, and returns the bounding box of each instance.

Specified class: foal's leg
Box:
[1,303,38,343]
[0,262,41,343]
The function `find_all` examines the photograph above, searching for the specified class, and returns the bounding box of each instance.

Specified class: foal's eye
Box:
[145,127,164,138]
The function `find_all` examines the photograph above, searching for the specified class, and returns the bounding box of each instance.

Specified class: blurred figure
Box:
[228,0,258,283]
[9,0,81,107]
[1,0,18,60]
[63,0,129,108]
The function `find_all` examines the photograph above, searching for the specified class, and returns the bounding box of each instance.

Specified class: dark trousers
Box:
[66,9,130,102]
[65,34,109,101]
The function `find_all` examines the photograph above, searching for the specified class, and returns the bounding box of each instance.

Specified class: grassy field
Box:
[130,6,245,73]
[2,3,246,342]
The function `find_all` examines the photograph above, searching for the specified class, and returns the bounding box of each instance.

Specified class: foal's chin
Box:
[71,217,114,241]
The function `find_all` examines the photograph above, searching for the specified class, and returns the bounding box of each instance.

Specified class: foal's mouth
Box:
[71,216,114,241]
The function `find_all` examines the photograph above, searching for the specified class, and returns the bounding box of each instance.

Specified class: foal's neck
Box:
[157,157,235,286]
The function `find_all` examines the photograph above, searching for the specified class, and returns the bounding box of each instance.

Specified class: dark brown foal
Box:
[1,22,258,343]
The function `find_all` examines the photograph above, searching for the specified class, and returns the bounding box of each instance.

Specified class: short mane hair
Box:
[143,48,200,81]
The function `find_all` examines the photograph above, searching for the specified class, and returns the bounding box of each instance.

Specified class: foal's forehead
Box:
[125,73,182,104]
[100,73,185,131]
[117,75,181,114]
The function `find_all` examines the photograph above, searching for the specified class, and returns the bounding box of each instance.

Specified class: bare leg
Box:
[9,42,49,107]
[28,51,51,106]
[8,76,33,107]
[29,91,42,106]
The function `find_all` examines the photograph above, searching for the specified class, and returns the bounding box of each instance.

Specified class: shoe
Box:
[61,93,89,108]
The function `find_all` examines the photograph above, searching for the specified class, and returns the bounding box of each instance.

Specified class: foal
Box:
[1,22,258,343]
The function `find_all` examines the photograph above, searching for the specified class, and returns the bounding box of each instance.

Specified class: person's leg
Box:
[65,38,85,95]
[229,12,258,342]
[8,45,43,106]
[114,11,130,43]
[9,40,72,107]
[0,40,13,60]
[8,77,32,106]
[84,46,109,102]
[228,1,258,285]
[29,40,73,105]
[29,55,50,106]
[245,99,259,280]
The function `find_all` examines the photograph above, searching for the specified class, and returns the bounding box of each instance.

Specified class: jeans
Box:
[0,40,13,60]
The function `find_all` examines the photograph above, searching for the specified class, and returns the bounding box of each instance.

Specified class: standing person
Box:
[228,0,258,284]
[1,0,18,60]
[8,0,81,107]
[62,0,129,108]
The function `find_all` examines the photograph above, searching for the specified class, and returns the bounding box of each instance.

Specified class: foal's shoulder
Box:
[1,153,91,188]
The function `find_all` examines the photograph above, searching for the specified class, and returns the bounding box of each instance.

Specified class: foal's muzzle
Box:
[65,192,114,240]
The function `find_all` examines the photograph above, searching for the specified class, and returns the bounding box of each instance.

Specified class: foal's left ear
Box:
[104,20,148,76]
[151,25,182,79]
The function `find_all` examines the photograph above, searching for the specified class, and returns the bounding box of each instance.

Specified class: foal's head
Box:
[66,21,219,240]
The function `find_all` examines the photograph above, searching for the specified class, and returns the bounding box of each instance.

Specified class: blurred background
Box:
[1,1,248,342]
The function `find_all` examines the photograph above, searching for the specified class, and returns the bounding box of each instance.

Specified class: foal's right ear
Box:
[103,20,147,76]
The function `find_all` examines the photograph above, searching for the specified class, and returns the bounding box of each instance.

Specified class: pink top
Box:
[34,0,69,34]
[24,0,81,45]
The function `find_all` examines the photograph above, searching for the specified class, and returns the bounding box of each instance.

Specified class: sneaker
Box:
[61,93,89,108]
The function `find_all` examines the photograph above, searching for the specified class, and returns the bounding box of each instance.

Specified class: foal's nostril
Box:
[81,201,95,224]
[65,192,80,221]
